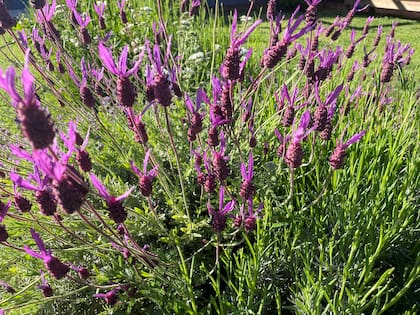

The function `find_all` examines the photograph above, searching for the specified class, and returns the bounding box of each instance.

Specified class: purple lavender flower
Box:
[180,0,189,13]
[342,0,368,30]
[304,0,322,26]
[345,29,365,59]
[10,166,57,216]
[30,0,46,9]
[314,47,342,82]
[117,0,128,24]
[146,41,175,107]
[90,174,134,224]
[0,51,55,149]
[222,10,261,81]
[389,21,398,38]
[38,271,53,297]
[12,179,32,213]
[347,60,359,82]
[320,103,336,141]
[329,131,366,169]
[185,88,206,141]
[31,144,88,214]
[36,0,60,40]
[263,7,314,68]
[235,200,263,232]
[94,288,120,305]
[25,229,70,279]
[278,84,299,127]
[0,280,16,293]
[189,0,201,16]
[62,120,92,172]
[269,15,283,47]
[313,84,343,132]
[0,201,11,242]
[284,111,312,168]
[72,10,91,45]
[130,150,158,197]
[240,153,256,200]
[373,25,383,47]
[98,42,142,107]
[68,263,90,279]
[310,24,324,52]
[207,186,235,232]
[267,0,277,21]
[0,1,16,29]
[94,2,106,30]
[381,41,395,83]
[362,16,374,36]
[212,132,230,181]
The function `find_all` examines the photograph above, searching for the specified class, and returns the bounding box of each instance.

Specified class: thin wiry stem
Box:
[163,106,191,224]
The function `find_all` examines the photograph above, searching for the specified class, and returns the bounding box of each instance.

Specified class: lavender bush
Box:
[0,0,418,313]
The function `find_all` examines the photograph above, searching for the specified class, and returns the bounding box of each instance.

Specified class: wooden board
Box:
[370,0,420,12]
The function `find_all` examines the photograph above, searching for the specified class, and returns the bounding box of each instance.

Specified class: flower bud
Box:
[30,0,46,10]
[108,200,127,224]
[45,256,70,280]
[204,174,216,194]
[139,175,153,197]
[0,224,9,242]
[17,102,55,150]
[221,86,233,120]
[329,144,346,169]
[313,105,327,131]
[117,77,136,107]
[285,142,303,168]
[0,2,16,29]
[14,195,32,212]
[222,47,241,81]
[213,155,229,182]
[282,105,295,127]
[36,189,57,216]
[153,74,172,107]
[76,150,92,172]
[240,180,255,200]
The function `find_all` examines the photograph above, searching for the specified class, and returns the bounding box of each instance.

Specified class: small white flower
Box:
[240,15,253,23]
[188,52,205,62]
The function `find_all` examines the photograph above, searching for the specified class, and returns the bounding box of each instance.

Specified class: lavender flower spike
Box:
[185,88,206,141]
[130,150,158,197]
[24,229,70,279]
[313,84,343,131]
[0,1,16,29]
[94,287,120,305]
[240,153,256,200]
[0,200,11,242]
[222,10,261,81]
[207,186,235,232]
[329,131,366,169]
[73,10,92,45]
[38,270,53,297]
[0,51,55,149]
[90,174,134,223]
[263,6,314,68]
[98,42,142,107]
[285,111,312,168]
[94,2,106,30]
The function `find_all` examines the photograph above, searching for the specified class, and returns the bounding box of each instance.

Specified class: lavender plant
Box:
[0,0,418,314]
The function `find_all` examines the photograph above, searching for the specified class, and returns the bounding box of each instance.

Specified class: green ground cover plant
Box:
[0,0,418,314]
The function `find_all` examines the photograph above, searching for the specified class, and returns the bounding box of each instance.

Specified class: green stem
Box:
[163,107,191,224]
